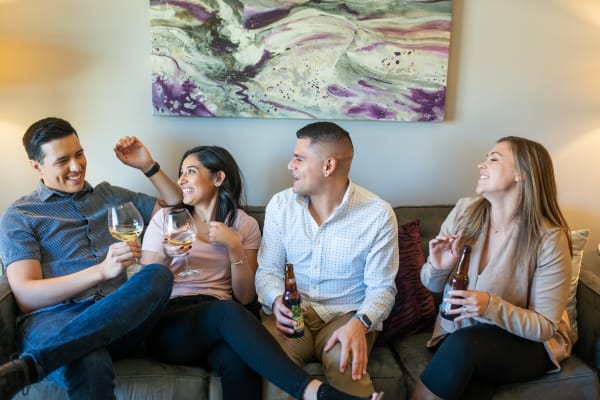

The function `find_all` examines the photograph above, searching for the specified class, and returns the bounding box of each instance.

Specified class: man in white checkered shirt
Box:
[256,121,399,399]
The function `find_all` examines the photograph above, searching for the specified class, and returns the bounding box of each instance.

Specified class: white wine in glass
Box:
[109,224,143,242]
[165,231,196,250]
[108,202,144,278]
[164,208,198,280]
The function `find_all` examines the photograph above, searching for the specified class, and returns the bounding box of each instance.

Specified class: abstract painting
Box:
[150,0,453,121]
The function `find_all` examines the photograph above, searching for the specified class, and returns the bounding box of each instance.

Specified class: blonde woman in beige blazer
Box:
[411,137,573,400]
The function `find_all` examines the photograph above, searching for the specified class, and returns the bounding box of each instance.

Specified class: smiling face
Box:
[287,138,327,196]
[476,140,520,198]
[30,133,87,193]
[178,154,220,206]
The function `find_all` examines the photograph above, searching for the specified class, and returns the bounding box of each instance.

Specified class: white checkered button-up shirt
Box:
[256,182,399,331]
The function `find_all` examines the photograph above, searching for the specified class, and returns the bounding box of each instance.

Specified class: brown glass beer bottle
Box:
[283,263,304,338]
[440,245,471,321]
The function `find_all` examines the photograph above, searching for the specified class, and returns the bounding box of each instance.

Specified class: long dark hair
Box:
[177,146,245,227]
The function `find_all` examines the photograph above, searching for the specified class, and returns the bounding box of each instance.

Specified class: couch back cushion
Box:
[569,229,590,340]
[392,206,453,256]
[245,206,266,232]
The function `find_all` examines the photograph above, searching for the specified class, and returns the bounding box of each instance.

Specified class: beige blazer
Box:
[421,197,573,371]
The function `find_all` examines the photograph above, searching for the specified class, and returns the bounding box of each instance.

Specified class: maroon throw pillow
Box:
[376,219,436,345]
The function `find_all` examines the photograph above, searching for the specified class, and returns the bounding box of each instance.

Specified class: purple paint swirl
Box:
[404,87,446,122]
[243,7,291,30]
[165,1,214,22]
[152,74,214,117]
[347,103,395,120]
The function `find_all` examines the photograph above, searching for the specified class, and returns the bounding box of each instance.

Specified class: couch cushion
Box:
[391,331,433,391]
[392,331,599,400]
[13,357,212,400]
[576,269,600,370]
[376,220,436,345]
[392,206,453,256]
[568,229,589,339]
[492,355,599,400]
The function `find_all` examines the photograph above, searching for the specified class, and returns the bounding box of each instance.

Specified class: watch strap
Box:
[354,313,372,329]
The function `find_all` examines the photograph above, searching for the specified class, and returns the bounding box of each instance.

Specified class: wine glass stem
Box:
[126,257,142,279]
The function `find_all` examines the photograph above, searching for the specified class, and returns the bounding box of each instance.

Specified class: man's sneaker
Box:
[0,356,38,399]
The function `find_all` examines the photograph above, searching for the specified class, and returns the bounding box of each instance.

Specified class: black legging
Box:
[420,324,554,400]
[147,297,312,400]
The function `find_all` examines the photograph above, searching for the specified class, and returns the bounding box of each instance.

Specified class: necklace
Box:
[491,223,511,234]
[195,214,209,224]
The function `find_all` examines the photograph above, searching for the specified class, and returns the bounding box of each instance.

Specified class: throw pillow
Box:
[568,228,589,340]
[376,219,437,345]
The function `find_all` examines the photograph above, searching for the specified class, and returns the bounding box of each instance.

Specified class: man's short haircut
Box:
[296,121,353,151]
[23,117,78,162]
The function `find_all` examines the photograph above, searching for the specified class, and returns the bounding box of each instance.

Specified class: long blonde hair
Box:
[457,137,572,265]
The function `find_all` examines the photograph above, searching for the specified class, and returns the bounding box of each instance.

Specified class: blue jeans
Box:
[17,264,173,400]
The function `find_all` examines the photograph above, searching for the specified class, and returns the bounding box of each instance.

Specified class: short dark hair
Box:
[178,146,245,227]
[23,117,78,162]
[296,121,353,150]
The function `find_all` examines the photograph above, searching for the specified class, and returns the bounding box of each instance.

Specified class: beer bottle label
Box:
[289,304,304,332]
[439,283,454,318]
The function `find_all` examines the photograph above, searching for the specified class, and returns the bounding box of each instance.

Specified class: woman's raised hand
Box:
[113,136,154,172]
[207,221,239,248]
[428,234,460,270]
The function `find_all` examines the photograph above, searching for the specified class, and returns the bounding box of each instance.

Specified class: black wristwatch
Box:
[354,313,372,329]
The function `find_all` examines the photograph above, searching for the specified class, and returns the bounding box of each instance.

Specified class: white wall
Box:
[1,0,599,269]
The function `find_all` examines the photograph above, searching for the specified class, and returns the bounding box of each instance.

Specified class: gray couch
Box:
[1,205,599,399]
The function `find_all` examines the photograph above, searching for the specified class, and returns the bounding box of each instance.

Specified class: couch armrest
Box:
[0,275,17,362]
[575,269,600,370]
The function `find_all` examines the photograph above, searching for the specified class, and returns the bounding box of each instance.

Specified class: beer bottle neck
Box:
[285,277,297,291]
[455,246,471,275]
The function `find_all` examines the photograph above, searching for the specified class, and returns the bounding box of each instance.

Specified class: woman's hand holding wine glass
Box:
[164,208,199,280]
[108,202,145,278]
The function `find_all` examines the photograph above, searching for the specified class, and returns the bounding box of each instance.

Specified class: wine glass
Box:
[108,202,144,278]
[164,208,198,280]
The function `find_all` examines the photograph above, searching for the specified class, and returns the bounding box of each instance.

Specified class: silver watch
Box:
[354,313,372,329]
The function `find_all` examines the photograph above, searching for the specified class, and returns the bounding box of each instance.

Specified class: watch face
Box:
[356,314,371,328]
[361,314,372,328]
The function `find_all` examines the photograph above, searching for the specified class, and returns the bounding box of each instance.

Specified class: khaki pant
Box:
[261,307,377,400]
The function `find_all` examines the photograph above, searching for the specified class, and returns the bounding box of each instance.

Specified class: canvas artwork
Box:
[150,0,453,122]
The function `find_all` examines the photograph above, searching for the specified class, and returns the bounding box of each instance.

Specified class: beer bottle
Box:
[440,245,471,321]
[283,263,304,338]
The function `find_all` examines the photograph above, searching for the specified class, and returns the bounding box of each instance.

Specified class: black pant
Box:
[420,324,554,400]
[147,297,312,400]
